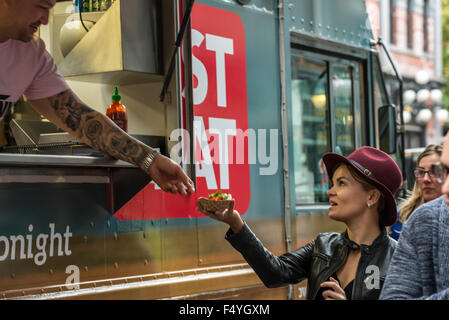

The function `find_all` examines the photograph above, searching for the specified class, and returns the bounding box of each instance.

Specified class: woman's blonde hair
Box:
[399,144,443,223]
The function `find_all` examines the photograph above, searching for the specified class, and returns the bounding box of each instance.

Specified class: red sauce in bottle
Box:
[106,86,128,133]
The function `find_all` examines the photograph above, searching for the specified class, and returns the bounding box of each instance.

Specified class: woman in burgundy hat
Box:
[198,146,402,300]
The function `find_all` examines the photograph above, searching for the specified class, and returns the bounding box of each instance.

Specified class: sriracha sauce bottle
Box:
[106,86,128,133]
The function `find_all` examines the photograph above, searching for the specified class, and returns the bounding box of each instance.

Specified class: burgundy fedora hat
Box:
[322,146,403,226]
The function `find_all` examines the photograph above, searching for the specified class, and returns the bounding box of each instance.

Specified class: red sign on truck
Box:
[114,3,250,220]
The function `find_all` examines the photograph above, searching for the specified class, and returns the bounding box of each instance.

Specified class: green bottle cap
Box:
[112,86,121,101]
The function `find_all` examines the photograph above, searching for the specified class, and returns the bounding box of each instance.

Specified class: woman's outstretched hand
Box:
[196,200,244,234]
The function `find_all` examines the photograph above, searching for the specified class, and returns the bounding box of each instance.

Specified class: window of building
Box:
[390,0,396,45]
[423,0,429,52]
[407,0,413,49]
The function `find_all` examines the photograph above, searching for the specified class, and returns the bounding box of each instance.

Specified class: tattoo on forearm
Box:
[49,91,89,133]
[48,90,149,169]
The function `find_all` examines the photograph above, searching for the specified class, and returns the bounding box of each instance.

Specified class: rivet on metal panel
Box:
[144,259,149,265]
[300,18,304,23]
[291,16,295,21]
[309,21,313,25]
[288,3,294,9]
[114,262,119,269]
[49,269,54,275]
[335,28,338,32]
[84,266,88,272]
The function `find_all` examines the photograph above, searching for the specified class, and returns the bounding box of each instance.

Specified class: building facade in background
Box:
[367,0,445,149]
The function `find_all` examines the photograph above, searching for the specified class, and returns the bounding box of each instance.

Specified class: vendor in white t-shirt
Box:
[0,0,195,196]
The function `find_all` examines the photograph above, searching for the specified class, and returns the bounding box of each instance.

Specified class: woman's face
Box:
[416,154,443,202]
[326,165,372,223]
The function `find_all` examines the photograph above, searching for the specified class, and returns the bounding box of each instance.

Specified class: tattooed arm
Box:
[28,89,194,195]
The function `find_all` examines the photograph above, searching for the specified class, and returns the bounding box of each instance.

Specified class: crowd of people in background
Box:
[200,134,449,300]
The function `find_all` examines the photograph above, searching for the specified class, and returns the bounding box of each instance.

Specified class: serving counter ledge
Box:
[0,153,135,168]
[0,153,151,213]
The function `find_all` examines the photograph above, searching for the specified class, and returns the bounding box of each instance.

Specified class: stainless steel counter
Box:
[0,153,150,212]
[0,153,136,184]
[0,153,135,168]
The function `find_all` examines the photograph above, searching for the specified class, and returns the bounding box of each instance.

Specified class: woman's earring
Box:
[367,203,371,208]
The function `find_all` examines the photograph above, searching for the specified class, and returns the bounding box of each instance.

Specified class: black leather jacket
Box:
[226,223,397,300]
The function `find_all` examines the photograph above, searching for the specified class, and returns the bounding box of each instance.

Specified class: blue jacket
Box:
[380,195,449,299]
[390,212,402,241]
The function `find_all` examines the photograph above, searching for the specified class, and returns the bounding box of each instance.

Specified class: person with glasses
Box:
[390,144,443,240]
[380,135,449,300]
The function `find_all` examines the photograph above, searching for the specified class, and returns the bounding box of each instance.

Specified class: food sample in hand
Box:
[198,190,234,212]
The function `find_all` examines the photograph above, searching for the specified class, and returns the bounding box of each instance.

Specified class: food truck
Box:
[0,0,403,299]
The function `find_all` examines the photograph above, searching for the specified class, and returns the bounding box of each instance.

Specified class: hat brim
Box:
[322,152,397,226]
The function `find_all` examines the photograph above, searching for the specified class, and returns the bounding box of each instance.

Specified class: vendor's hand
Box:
[320,277,347,300]
[148,154,195,196]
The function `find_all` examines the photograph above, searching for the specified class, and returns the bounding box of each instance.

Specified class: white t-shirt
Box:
[0,36,70,120]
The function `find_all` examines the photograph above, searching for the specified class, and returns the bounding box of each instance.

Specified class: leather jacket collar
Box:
[341,228,389,252]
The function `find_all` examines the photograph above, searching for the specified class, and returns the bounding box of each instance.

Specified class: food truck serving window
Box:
[291,49,362,205]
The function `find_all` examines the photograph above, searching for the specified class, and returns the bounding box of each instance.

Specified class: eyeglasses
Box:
[429,162,449,184]
[414,168,439,180]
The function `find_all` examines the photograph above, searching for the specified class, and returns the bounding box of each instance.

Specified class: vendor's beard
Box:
[16,21,40,42]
